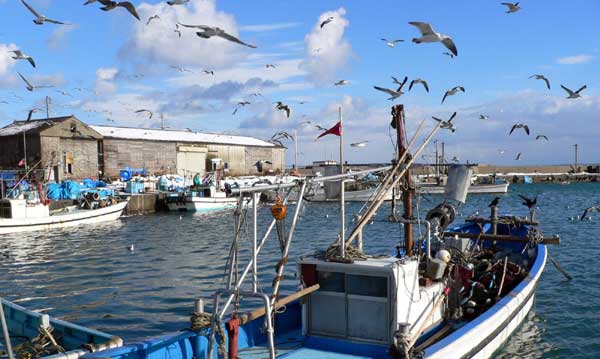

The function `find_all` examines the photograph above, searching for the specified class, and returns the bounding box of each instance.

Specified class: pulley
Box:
[270,196,287,253]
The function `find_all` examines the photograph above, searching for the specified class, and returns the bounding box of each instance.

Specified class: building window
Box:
[63,151,74,174]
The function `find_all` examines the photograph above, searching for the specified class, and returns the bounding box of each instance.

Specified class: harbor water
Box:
[1,183,599,358]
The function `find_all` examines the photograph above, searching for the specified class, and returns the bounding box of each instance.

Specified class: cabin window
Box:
[63,151,74,174]
[317,271,345,293]
[347,274,388,297]
[0,201,11,218]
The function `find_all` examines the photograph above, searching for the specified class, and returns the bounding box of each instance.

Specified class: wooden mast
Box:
[393,105,414,256]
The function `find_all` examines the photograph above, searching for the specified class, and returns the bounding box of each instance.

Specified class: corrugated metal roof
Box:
[91,125,277,148]
[0,120,53,136]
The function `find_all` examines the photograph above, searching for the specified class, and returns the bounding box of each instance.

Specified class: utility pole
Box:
[575,144,579,172]
[160,113,164,130]
[45,96,51,118]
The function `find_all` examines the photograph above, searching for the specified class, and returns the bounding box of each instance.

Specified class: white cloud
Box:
[121,0,252,69]
[95,67,119,94]
[240,22,301,32]
[557,54,594,65]
[300,8,351,86]
[0,42,18,84]
[47,25,77,50]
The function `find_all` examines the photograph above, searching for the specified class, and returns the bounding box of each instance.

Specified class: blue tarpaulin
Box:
[82,178,107,188]
[46,181,82,200]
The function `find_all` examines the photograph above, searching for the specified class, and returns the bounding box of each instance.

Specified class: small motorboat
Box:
[0,195,128,235]
[0,298,122,359]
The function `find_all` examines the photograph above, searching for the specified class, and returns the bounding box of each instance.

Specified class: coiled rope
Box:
[190,312,227,358]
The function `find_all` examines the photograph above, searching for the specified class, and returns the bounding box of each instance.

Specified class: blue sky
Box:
[0,0,598,167]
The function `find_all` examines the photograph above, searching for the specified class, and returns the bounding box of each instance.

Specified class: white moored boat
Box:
[166,185,245,212]
[0,198,128,234]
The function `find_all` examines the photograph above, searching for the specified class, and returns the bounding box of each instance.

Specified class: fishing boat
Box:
[165,186,247,212]
[82,105,559,359]
[0,297,122,359]
[0,196,128,235]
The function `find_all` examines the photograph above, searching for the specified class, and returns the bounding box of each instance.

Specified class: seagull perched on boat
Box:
[580,206,600,221]
[350,141,369,148]
[409,21,458,57]
[488,197,500,207]
[146,14,160,25]
[515,152,523,160]
[536,135,549,141]
[529,74,550,90]
[409,78,429,92]
[84,0,140,21]
[509,123,530,135]
[501,2,522,13]
[334,80,349,86]
[381,38,404,47]
[21,0,70,25]
[17,72,52,92]
[479,115,490,120]
[274,102,291,118]
[10,50,36,68]
[561,84,587,99]
[518,194,537,209]
[320,16,334,28]
[254,160,272,173]
[135,109,153,119]
[179,23,257,48]
[441,86,465,104]
[432,112,457,133]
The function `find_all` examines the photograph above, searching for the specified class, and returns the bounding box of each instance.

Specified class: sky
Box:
[0,0,598,167]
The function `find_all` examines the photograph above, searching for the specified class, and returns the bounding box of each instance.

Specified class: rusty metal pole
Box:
[393,105,414,256]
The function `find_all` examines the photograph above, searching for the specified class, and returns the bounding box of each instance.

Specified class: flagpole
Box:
[339,106,345,259]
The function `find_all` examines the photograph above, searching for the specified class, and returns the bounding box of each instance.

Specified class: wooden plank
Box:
[239,284,320,324]
[443,231,560,245]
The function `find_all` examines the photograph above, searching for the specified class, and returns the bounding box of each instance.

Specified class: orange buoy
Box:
[270,196,287,220]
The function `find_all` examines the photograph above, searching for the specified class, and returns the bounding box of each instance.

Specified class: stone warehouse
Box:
[0,116,285,180]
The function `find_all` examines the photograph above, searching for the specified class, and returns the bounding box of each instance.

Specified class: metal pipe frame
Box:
[219,187,294,319]
[252,193,258,293]
[208,290,276,359]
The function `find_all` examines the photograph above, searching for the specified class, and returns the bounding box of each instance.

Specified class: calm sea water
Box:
[1,183,599,358]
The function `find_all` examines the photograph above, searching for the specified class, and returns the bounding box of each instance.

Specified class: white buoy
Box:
[129,244,135,252]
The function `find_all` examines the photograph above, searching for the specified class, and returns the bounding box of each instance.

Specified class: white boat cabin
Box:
[299,255,445,346]
[0,198,49,219]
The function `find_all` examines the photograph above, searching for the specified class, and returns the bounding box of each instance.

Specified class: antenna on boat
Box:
[339,106,345,259]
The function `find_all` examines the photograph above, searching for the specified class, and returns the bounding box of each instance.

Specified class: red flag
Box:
[17,159,25,167]
[316,121,342,140]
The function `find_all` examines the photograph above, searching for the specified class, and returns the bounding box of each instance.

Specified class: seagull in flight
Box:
[174,24,182,38]
[135,109,153,119]
[350,141,369,148]
[146,15,160,25]
[167,0,189,4]
[21,0,70,25]
[409,21,458,56]
[274,101,291,118]
[374,76,407,100]
[441,86,465,104]
[501,2,522,13]
[381,38,404,48]
[334,80,349,86]
[432,112,457,132]
[320,17,334,28]
[265,64,276,68]
[561,84,587,99]
[170,65,193,73]
[84,0,140,21]
[409,78,429,93]
[203,70,214,75]
[529,74,550,90]
[536,135,549,141]
[510,123,530,135]
[10,50,36,68]
[479,114,490,120]
[254,160,272,173]
[443,51,455,58]
[580,206,600,221]
[178,23,257,48]
[518,194,537,209]
[314,124,328,131]
[18,72,52,92]
[272,131,294,141]
[515,152,523,161]
[27,108,42,121]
